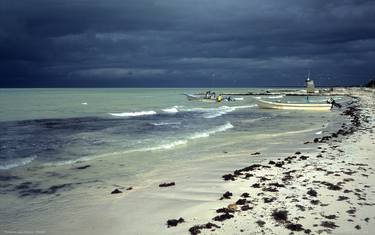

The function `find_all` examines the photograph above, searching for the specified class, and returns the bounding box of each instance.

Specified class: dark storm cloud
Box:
[0,0,374,87]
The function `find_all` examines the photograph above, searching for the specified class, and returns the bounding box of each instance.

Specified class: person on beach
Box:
[216,95,223,102]
[328,98,342,108]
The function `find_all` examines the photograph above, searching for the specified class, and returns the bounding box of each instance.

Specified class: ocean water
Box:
[0,88,348,224]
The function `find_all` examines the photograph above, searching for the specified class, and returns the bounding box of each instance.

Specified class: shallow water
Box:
[0,88,349,226]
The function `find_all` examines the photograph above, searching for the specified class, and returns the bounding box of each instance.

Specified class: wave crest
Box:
[203,105,256,119]
[109,111,157,117]
[189,122,233,139]
[151,121,181,126]
[0,156,37,170]
[162,106,179,113]
[42,123,234,166]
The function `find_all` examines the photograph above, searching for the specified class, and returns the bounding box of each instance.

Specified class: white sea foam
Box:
[163,107,178,113]
[143,140,188,151]
[189,122,234,139]
[151,121,181,126]
[232,105,257,109]
[44,139,188,166]
[268,95,284,99]
[183,105,256,119]
[257,127,323,139]
[203,105,256,118]
[162,106,179,113]
[203,106,236,118]
[0,156,37,170]
[109,110,157,117]
[43,156,98,167]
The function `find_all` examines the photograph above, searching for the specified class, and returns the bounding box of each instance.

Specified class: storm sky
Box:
[0,0,374,87]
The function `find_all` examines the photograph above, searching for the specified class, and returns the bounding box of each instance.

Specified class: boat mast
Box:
[306,70,310,102]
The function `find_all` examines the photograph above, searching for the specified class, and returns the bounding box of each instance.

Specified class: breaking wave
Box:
[141,140,188,151]
[0,156,37,170]
[189,122,234,139]
[162,106,181,113]
[203,105,256,118]
[151,121,181,126]
[109,110,157,117]
[180,105,256,119]
[43,122,234,166]
[267,95,284,99]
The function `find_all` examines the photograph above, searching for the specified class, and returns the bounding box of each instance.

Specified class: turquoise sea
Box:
[0,88,348,225]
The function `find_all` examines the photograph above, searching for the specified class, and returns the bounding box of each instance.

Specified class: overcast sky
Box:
[0,0,374,87]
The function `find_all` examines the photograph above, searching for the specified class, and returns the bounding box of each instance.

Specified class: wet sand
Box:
[182,88,374,235]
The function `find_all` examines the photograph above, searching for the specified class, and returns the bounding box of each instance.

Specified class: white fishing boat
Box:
[255,98,332,111]
[184,93,208,101]
[183,93,242,102]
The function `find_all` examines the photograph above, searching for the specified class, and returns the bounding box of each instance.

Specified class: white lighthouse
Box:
[306,72,315,93]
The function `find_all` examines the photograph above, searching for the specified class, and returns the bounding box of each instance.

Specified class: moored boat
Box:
[255,98,332,111]
[184,93,206,101]
[183,93,242,102]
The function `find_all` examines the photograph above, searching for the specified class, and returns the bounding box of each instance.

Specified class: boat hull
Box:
[184,94,216,102]
[184,93,242,102]
[255,99,332,111]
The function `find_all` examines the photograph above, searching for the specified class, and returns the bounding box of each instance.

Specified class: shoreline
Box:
[1,88,373,235]
[180,88,375,234]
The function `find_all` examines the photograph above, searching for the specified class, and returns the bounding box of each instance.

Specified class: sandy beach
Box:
[176,88,374,235]
[176,88,375,235]
[74,88,374,235]
[1,88,374,235]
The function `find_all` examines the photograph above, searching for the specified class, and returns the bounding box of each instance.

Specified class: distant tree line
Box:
[366,79,375,88]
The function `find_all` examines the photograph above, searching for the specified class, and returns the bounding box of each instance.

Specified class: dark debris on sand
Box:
[111,188,122,194]
[222,164,270,181]
[337,195,349,201]
[256,220,266,227]
[322,214,337,220]
[241,205,252,211]
[307,188,318,197]
[321,221,339,229]
[222,174,236,181]
[213,213,234,222]
[241,192,250,198]
[236,198,247,205]
[189,222,220,235]
[272,209,288,222]
[264,197,277,203]
[285,223,304,231]
[159,182,175,187]
[75,164,91,170]
[216,207,235,214]
[167,217,185,227]
[220,191,232,200]
[314,181,342,191]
